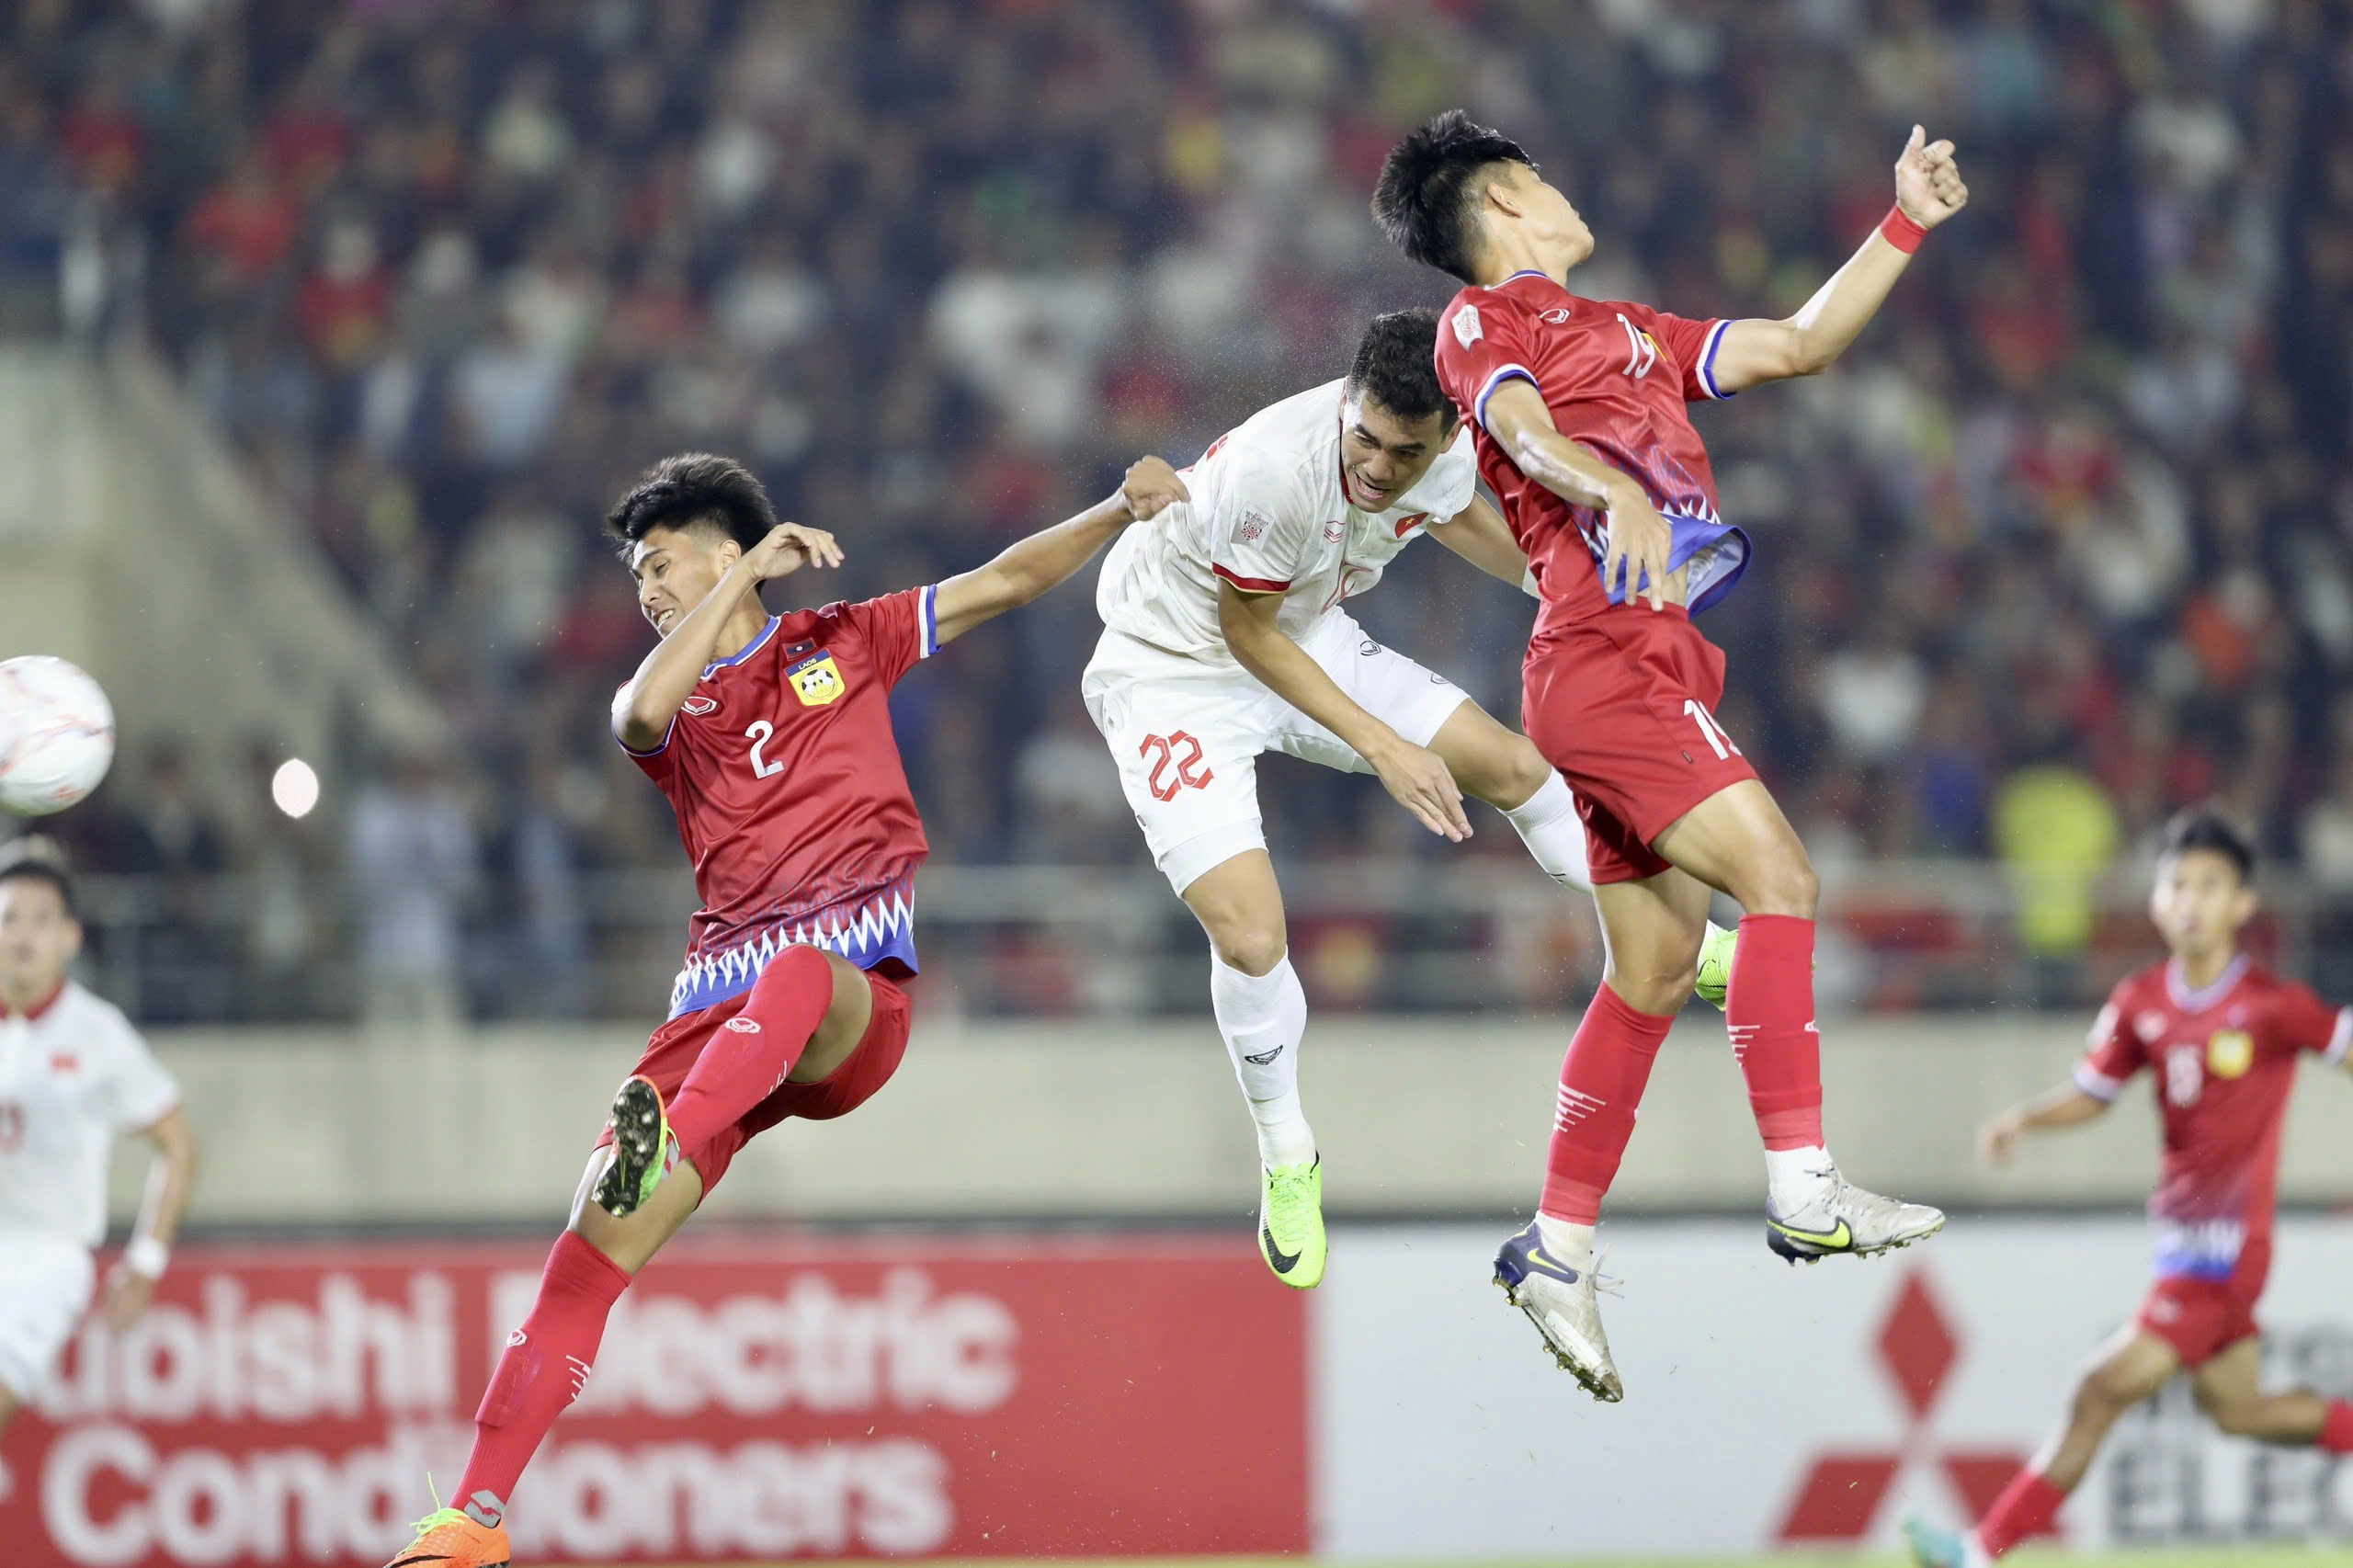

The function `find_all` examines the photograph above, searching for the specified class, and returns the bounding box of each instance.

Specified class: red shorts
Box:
[1522,605,1758,884]
[596,968,915,1197]
[2136,1242,2268,1368]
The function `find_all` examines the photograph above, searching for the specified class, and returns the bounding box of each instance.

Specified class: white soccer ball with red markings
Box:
[0,656,116,816]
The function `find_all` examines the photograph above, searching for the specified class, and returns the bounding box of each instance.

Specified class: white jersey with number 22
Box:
[1095,378,1478,664]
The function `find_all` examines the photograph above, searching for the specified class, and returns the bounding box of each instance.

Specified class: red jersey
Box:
[2075,956,2350,1280]
[623,585,938,1018]
[1431,271,1751,632]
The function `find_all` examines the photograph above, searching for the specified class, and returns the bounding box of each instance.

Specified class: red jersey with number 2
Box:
[2075,956,2350,1281]
[1432,271,1749,631]
[622,586,938,1017]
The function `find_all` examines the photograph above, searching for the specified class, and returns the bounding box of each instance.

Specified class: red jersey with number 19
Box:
[1432,270,1751,632]
[2075,955,2350,1283]
[621,585,939,1018]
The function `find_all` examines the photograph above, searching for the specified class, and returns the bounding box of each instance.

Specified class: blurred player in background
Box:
[1089,308,1738,1290]
[1904,807,2353,1567]
[1375,112,1967,1399]
[385,451,1181,1568]
[0,839,197,1443]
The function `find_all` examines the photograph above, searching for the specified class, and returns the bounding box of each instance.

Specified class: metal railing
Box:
[61,858,2353,1027]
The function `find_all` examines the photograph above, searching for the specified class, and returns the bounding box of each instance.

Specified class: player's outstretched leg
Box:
[1424,706,1740,1007]
[593,945,850,1219]
[1654,779,1943,1259]
[1186,851,1324,1288]
[382,1148,708,1568]
[1498,869,1696,1399]
[1905,1324,2176,1566]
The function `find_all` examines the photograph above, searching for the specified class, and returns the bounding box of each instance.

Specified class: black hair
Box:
[2157,804,2256,882]
[1346,309,1455,428]
[1371,109,1537,283]
[606,452,778,556]
[0,836,76,918]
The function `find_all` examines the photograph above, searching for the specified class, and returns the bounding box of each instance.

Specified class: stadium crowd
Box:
[6,0,2353,1017]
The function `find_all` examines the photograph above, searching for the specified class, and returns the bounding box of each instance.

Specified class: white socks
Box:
[1534,1214,1597,1272]
[1210,950,1316,1168]
[1765,1145,1836,1214]
[1503,772,1592,894]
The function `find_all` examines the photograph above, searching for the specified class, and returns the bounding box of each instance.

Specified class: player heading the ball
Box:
[1375,111,1968,1400]
[1086,308,1741,1290]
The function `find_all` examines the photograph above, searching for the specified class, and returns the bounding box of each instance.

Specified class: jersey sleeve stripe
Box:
[1211,562,1291,593]
[619,713,676,758]
[1472,363,1539,431]
[1697,319,1733,400]
[2325,1006,2352,1066]
[2073,1062,2124,1102]
[918,583,939,660]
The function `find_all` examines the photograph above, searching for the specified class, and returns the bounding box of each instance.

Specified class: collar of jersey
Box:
[1491,268,1553,289]
[2165,952,2249,1015]
[703,615,781,678]
[0,979,67,1024]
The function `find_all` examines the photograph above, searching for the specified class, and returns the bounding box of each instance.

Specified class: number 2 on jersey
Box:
[745,721,785,778]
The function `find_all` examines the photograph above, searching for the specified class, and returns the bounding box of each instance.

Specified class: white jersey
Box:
[0,982,178,1248]
[1096,378,1479,664]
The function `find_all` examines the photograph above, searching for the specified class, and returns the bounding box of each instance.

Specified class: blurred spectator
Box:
[346,751,477,1028]
[1993,759,2122,1005]
[13,0,2353,1018]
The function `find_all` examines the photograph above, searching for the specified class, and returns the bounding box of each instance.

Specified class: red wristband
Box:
[1880,204,1927,254]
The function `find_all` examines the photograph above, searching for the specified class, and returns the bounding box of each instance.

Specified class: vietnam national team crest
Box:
[789,649,847,706]
[2206,1028,2254,1079]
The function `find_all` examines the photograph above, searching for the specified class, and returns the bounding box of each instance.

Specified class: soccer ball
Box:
[0,656,117,816]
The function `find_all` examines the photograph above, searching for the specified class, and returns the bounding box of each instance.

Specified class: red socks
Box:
[1974,1468,2064,1559]
[1726,914,1824,1149]
[665,945,835,1154]
[1540,984,1674,1224]
[2323,1399,2353,1454]
[455,1230,632,1528]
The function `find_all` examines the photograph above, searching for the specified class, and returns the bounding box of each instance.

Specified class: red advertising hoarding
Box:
[0,1233,1306,1566]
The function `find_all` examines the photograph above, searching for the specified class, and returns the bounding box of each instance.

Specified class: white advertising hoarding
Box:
[1314,1217,2353,1558]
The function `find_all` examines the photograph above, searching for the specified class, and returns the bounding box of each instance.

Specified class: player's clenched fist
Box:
[1894,124,1967,228]
[1121,454,1189,521]
[741,522,843,581]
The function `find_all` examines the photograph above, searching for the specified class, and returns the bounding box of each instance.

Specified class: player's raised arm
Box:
[610,521,843,751]
[1705,126,1968,393]
[929,456,1187,646]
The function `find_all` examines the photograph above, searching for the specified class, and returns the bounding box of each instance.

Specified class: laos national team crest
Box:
[2206,1028,2254,1079]
[789,648,847,707]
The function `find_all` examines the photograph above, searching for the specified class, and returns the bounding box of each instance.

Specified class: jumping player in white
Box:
[0,838,198,1450]
[1087,310,1735,1288]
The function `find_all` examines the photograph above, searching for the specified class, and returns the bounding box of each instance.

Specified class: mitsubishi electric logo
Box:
[1776,1267,2050,1545]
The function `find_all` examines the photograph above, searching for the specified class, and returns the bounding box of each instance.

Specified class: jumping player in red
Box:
[1373,112,1968,1399]
[384,450,1181,1568]
[1904,807,2353,1567]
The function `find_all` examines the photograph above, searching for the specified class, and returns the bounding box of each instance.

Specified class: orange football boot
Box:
[383,1507,511,1567]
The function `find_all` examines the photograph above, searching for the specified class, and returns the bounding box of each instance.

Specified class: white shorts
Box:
[1083,611,1472,893]
[0,1232,94,1401]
